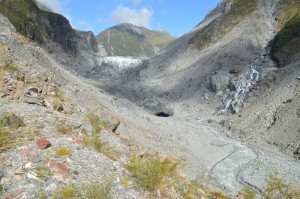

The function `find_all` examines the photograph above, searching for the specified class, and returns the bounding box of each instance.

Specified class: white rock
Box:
[24,162,32,170]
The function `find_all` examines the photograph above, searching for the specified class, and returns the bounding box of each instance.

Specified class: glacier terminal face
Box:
[97,56,144,70]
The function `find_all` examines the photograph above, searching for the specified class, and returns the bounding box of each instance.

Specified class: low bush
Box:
[55,147,72,157]
[126,155,179,191]
[87,112,109,134]
[264,173,300,199]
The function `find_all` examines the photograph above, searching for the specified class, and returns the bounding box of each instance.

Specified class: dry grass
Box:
[80,178,113,199]
[0,131,16,152]
[52,177,113,199]
[54,185,78,198]
[83,135,121,161]
[264,173,300,199]
[240,187,256,199]
[87,112,109,134]
[0,113,25,152]
[56,120,72,134]
[126,154,179,191]
[55,147,72,157]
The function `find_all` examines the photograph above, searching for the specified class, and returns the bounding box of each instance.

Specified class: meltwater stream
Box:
[221,60,261,114]
[183,121,257,192]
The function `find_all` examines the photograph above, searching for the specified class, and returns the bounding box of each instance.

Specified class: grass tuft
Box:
[52,177,112,199]
[55,147,72,157]
[240,187,256,199]
[83,136,120,161]
[125,155,179,191]
[56,120,72,134]
[80,179,113,199]
[264,173,300,199]
[54,185,78,198]
[87,112,109,134]
[0,113,25,152]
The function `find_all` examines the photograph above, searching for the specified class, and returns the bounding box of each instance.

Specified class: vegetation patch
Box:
[126,154,180,191]
[83,135,120,161]
[0,130,15,152]
[125,154,214,197]
[190,0,258,50]
[264,173,300,199]
[55,147,72,157]
[56,120,72,134]
[271,0,300,66]
[87,112,109,134]
[0,113,25,152]
[54,185,78,198]
[126,155,169,191]
[240,187,257,199]
[80,178,113,199]
[0,0,77,52]
[276,0,300,29]
[50,177,113,199]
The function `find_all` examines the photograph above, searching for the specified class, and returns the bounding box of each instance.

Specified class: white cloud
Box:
[111,5,153,28]
[36,0,62,13]
[76,20,93,31]
[132,0,141,4]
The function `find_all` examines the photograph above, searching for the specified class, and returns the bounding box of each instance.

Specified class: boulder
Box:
[36,139,51,149]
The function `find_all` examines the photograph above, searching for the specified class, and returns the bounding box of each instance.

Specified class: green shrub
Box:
[52,177,112,199]
[125,155,178,191]
[0,112,25,129]
[87,112,109,134]
[83,136,120,161]
[56,121,72,134]
[0,113,25,152]
[80,179,112,199]
[55,147,72,157]
[209,192,228,199]
[240,186,256,199]
[264,173,300,199]
[54,185,78,198]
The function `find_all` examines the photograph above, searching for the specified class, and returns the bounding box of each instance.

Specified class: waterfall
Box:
[220,60,261,114]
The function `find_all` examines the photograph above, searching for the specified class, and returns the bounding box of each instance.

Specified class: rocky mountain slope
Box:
[1,0,300,198]
[93,0,300,159]
[0,0,100,74]
[97,23,175,57]
[0,12,236,199]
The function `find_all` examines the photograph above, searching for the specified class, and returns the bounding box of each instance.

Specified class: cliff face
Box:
[76,30,99,53]
[0,0,79,53]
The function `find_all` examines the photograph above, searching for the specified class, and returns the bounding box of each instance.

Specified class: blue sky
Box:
[37,0,222,37]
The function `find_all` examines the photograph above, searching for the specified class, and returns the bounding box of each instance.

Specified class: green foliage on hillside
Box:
[271,0,300,66]
[276,0,300,29]
[189,0,258,50]
[272,17,300,54]
[0,0,77,52]
[97,24,174,57]
[264,173,300,199]
[0,0,45,43]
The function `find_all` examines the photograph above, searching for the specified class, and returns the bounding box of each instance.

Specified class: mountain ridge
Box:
[0,0,300,197]
[96,23,175,57]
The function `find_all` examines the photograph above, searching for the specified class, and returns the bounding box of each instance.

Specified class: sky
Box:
[36,0,222,37]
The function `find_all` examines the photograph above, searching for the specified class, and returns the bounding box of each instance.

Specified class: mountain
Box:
[1,0,300,197]
[0,0,99,63]
[96,23,175,57]
[94,0,300,159]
